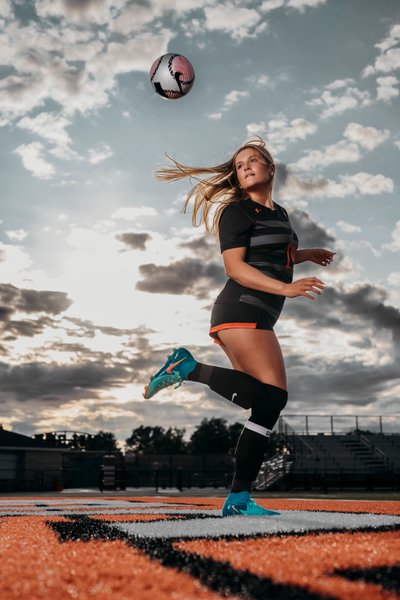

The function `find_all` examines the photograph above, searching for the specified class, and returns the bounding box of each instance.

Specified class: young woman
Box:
[143,138,335,516]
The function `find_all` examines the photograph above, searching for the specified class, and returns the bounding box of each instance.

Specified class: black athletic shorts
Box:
[209,301,275,346]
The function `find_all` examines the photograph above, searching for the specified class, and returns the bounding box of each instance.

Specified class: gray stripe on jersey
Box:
[249,233,293,247]
[254,220,292,229]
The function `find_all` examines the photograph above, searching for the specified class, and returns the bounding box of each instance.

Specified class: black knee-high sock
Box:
[232,385,288,493]
[187,362,288,493]
[187,362,268,410]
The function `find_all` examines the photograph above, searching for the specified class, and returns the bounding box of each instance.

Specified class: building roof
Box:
[0,427,49,449]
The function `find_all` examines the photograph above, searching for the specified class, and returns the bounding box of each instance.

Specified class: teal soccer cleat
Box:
[143,347,197,399]
[222,491,280,517]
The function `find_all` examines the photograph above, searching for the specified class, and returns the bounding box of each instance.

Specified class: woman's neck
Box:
[247,187,274,208]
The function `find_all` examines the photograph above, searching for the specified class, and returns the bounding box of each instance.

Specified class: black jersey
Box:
[215,198,299,325]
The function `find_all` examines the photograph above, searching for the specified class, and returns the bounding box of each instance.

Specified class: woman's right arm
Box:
[222,247,326,301]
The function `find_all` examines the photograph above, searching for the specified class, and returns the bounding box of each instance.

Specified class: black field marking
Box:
[334,565,400,593]
[49,515,334,600]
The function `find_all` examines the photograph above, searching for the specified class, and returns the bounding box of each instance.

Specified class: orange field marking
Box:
[0,516,229,600]
[177,530,400,600]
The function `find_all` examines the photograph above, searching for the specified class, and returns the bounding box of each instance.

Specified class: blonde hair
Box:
[154,137,275,233]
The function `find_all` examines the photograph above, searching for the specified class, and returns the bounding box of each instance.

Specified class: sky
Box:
[0,0,399,446]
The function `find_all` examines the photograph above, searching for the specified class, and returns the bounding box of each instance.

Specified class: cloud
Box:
[260,0,285,12]
[203,3,264,41]
[382,220,400,253]
[35,0,120,24]
[246,115,317,154]
[111,207,158,220]
[5,229,28,242]
[260,0,327,13]
[307,80,371,119]
[13,142,55,179]
[285,208,335,251]
[179,235,219,261]
[0,283,73,341]
[208,90,250,119]
[388,272,400,287]
[279,170,394,200]
[0,358,131,402]
[376,76,399,102]
[0,16,173,128]
[116,232,152,251]
[0,283,72,316]
[136,258,225,299]
[17,112,73,150]
[336,220,362,234]
[0,0,12,19]
[286,0,327,10]
[291,123,389,171]
[343,122,390,150]
[88,142,113,164]
[293,141,361,171]
[363,24,400,77]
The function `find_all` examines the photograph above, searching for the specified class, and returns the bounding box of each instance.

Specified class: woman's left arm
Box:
[295,248,336,266]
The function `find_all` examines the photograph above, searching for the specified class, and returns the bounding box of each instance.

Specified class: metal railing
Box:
[279,414,400,435]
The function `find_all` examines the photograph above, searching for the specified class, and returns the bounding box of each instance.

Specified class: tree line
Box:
[38,418,246,454]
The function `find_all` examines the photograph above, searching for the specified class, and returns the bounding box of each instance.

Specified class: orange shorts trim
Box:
[209,322,257,345]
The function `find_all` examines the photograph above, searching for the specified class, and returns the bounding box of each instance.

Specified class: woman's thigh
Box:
[218,328,287,391]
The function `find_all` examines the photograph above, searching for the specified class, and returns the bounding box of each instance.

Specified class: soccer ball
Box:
[150,53,195,100]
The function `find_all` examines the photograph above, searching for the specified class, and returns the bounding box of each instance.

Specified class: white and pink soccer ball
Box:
[150,53,195,100]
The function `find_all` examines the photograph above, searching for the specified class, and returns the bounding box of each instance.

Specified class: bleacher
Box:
[273,417,400,490]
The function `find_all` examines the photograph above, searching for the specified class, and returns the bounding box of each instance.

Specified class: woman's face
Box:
[234,147,274,191]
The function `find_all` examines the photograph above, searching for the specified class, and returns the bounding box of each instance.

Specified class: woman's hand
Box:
[307,248,336,267]
[284,277,326,300]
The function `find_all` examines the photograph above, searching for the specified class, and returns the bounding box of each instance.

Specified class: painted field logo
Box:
[1,497,399,599]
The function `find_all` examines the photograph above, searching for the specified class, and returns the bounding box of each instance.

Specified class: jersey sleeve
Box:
[218,202,254,253]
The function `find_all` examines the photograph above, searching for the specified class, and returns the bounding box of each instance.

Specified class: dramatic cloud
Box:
[280,170,394,200]
[179,235,219,261]
[136,258,225,299]
[0,283,72,316]
[0,358,131,402]
[0,283,73,341]
[116,232,152,251]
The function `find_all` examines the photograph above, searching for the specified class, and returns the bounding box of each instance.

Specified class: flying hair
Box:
[153,137,275,234]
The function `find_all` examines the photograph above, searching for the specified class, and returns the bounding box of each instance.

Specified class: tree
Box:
[189,418,232,454]
[125,425,187,454]
[84,431,118,452]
